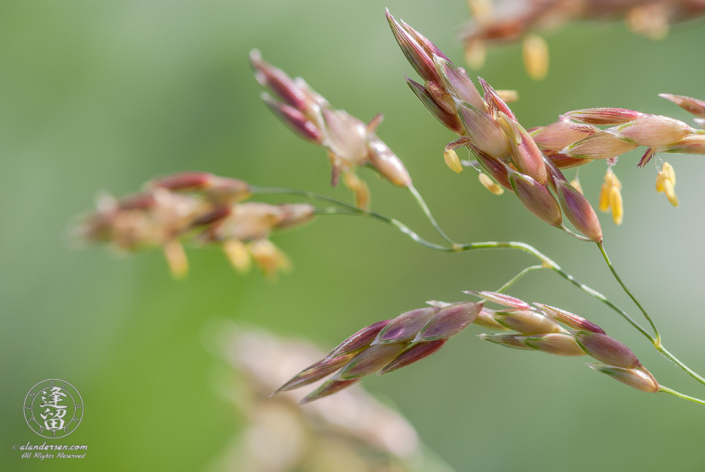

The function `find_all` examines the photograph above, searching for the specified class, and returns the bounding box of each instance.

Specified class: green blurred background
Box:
[2,0,705,470]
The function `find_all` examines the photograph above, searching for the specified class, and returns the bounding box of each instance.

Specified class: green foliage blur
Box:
[1,0,704,470]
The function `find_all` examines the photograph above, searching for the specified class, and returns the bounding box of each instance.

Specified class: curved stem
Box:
[597,241,661,345]
[408,184,458,247]
[659,386,705,405]
[254,185,705,389]
[657,346,705,387]
[495,265,545,293]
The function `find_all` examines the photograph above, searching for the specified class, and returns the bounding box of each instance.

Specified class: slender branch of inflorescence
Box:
[252,184,705,393]
[408,184,459,248]
[495,265,546,293]
[597,241,661,345]
[659,386,705,406]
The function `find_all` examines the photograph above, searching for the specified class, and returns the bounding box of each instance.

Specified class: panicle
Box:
[497,112,547,183]
[457,102,511,159]
[406,76,465,134]
[530,122,599,153]
[477,333,533,350]
[277,301,483,402]
[464,291,530,310]
[607,115,691,147]
[251,51,412,208]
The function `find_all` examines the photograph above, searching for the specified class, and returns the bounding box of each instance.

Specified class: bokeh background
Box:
[1,0,705,470]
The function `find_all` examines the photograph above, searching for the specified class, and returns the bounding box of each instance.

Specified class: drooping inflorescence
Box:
[461,0,705,79]
[250,50,412,209]
[277,290,660,404]
[75,171,315,278]
[388,10,705,231]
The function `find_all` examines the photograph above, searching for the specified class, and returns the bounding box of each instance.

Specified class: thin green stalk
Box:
[597,241,661,345]
[253,185,705,392]
[659,386,705,405]
[657,346,705,388]
[495,265,545,293]
[408,184,458,247]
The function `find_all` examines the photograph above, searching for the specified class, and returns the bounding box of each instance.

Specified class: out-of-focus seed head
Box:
[561,108,644,125]
[250,49,308,111]
[509,170,563,228]
[222,239,252,273]
[522,34,549,81]
[464,39,486,70]
[523,333,587,357]
[406,76,465,135]
[343,172,370,210]
[374,308,438,345]
[367,134,413,187]
[338,343,408,379]
[478,333,533,350]
[433,56,486,111]
[386,10,441,84]
[464,291,530,310]
[205,176,252,204]
[478,173,505,195]
[416,302,483,342]
[497,112,548,184]
[530,122,599,152]
[262,93,323,144]
[575,332,640,369]
[587,364,659,393]
[608,115,691,147]
[563,131,639,160]
[275,204,317,230]
[492,309,562,335]
[322,109,369,166]
[149,171,215,192]
[249,239,291,278]
[656,162,679,207]
[299,378,361,405]
[327,320,391,359]
[659,93,705,118]
[163,240,189,280]
[275,354,354,394]
[533,303,605,334]
[378,339,448,375]
[457,102,511,159]
[495,89,518,103]
[555,179,603,242]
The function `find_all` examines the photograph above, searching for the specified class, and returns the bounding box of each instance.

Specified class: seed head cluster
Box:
[75,172,315,278]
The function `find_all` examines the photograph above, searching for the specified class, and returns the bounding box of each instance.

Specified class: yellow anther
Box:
[249,239,291,278]
[444,148,464,174]
[523,35,549,81]
[656,162,679,207]
[610,186,624,225]
[570,178,583,195]
[599,168,624,224]
[478,173,504,195]
[223,239,251,273]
